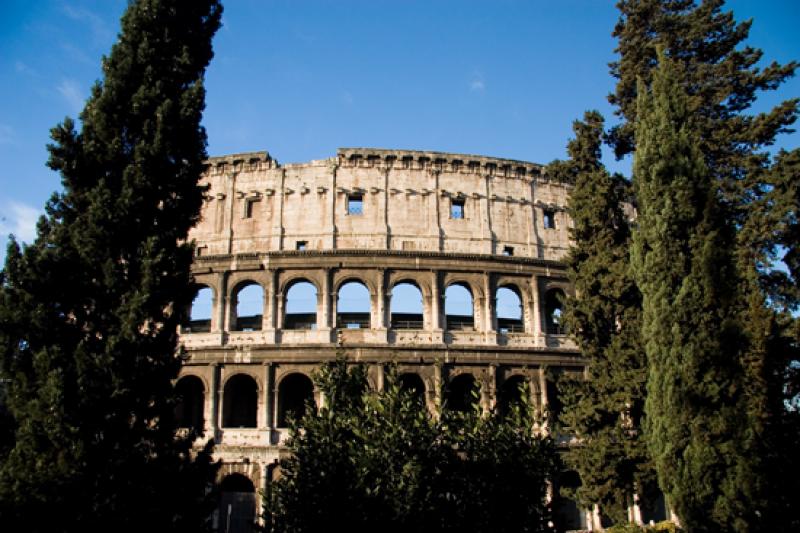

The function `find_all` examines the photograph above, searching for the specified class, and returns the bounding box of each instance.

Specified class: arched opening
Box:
[641,488,669,525]
[497,375,526,416]
[277,373,315,427]
[544,288,566,335]
[218,473,256,533]
[336,280,371,329]
[185,285,213,332]
[222,374,258,428]
[233,282,264,331]
[496,285,524,333]
[398,373,426,404]
[390,282,424,329]
[284,280,317,330]
[175,375,204,430]
[445,283,474,331]
[553,470,586,532]
[445,373,479,412]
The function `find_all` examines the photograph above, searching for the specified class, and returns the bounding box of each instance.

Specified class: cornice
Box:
[192,248,570,271]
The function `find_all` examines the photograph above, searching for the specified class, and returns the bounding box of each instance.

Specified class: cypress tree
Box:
[610,2,799,528]
[550,111,653,524]
[0,1,223,531]
[632,51,755,532]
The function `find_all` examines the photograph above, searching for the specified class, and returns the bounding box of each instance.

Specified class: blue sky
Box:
[1,0,798,260]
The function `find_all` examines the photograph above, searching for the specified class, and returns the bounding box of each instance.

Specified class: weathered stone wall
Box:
[189,148,572,259]
[179,148,584,527]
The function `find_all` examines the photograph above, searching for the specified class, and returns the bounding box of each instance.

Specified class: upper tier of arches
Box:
[181,264,571,349]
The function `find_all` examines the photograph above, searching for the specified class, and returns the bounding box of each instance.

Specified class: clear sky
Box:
[1,0,798,260]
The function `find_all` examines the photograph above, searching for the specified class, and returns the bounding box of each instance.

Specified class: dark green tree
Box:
[737,146,800,532]
[610,2,799,528]
[608,0,797,172]
[265,358,557,533]
[265,360,445,533]
[549,111,654,525]
[632,51,755,532]
[0,1,222,531]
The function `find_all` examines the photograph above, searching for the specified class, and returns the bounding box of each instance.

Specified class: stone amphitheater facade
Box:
[176,147,597,530]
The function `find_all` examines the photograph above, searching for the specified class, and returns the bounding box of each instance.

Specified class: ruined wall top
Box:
[191,148,573,261]
[204,151,277,171]
[203,148,558,183]
[336,148,547,181]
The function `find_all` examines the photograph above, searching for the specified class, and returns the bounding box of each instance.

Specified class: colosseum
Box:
[175,148,662,531]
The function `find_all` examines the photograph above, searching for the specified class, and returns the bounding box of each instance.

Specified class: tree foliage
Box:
[0,1,222,531]
[610,2,800,529]
[265,358,557,533]
[609,0,798,171]
[549,111,654,525]
[632,50,755,532]
[741,145,800,531]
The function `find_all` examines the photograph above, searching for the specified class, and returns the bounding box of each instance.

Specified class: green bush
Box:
[605,520,680,533]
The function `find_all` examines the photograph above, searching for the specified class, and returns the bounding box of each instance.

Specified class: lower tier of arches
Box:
[175,358,583,447]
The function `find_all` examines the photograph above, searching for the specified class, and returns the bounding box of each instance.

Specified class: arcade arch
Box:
[497,375,527,416]
[398,372,426,404]
[218,473,256,533]
[444,283,474,331]
[336,280,371,329]
[390,282,424,329]
[445,373,479,412]
[186,285,213,332]
[232,282,264,331]
[496,285,524,333]
[284,279,318,330]
[175,375,205,430]
[277,373,315,427]
[223,374,258,428]
[544,288,566,335]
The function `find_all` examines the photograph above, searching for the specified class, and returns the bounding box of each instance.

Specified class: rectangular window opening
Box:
[503,246,514,256]
[543,209,556,229]
[296,241,307,251]
[244,199,256,219]
[347,194,363,215]
[451,198,465,219]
